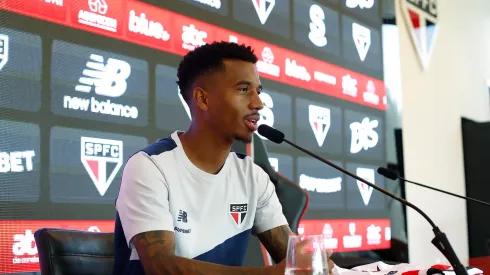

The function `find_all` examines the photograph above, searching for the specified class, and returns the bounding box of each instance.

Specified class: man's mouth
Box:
[244,115,260,132]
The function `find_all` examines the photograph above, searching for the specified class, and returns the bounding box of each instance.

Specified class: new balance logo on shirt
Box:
[177,210,188,223]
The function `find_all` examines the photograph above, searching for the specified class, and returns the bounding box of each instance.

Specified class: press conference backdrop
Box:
[0,0,390,273]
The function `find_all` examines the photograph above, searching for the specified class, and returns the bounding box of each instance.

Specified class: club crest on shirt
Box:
[229,203,248,227]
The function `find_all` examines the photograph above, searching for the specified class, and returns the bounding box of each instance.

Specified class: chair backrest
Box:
[34,228,114,275]
[242,136,309,267]
[252,135,308,233]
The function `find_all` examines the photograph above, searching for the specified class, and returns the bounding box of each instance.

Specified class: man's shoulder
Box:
[141,136,178,157]
[123,136,179,172]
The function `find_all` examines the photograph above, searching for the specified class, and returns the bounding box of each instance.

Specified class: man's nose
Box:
[250,92,264,110]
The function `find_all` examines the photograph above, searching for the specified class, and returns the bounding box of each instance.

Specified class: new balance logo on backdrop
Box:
[75,54,130,97]
[63,54,139,119]
[81,137,123,196]
[0,34,9,71]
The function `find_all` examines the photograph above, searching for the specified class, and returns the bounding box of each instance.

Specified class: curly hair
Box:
[176,41,258,104]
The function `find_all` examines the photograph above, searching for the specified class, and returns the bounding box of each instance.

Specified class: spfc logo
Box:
[356,167,375,206]
[251,0,275,25]
[400,0,438,71]
[352,22,371,62]
[0,34,9,71]
[308,104,331,147]
[229,203,248,227]
[81,137,123,196]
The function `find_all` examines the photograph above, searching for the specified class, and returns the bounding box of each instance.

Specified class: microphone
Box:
[257,125,468,275]
[377,167,490,207]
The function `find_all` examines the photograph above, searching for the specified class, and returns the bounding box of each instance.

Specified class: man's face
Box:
[205,60,264,143]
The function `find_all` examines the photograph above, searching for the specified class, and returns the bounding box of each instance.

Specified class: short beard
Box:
[234,135,253,144]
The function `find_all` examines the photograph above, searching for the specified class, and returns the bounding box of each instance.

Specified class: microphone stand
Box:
[282,138,468,275]
[397,176,490,208]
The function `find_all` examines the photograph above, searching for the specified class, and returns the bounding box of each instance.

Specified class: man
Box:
[113,41,334,275]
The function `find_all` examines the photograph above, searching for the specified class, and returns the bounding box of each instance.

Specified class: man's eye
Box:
[238,87,248,93]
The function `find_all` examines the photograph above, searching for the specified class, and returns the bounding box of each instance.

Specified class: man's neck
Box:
[179,123,233,175]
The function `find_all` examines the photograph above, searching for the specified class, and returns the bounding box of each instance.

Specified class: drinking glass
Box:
[284,235,329,275]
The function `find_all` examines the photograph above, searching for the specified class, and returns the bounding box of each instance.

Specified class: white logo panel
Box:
[81,137,123,196]
[346,0,374,9]
[75,54,131,98]
[308,105,331,147]
[62,53,139,120]
[308,4,327,47]
[356,167,375,206]
[182,24,208,51]
[251,0,275,25]
[178,87,192,121]
[257,92,275,139]
[78,0,118,32]
[349,117,379,154]
[0,150,36,173]
[0,34,9,71]
[352,22,371,61]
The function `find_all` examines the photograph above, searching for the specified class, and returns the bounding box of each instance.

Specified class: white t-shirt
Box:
[114,131,288,271]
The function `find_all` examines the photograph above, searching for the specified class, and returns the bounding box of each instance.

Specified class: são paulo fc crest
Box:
[229,203,248,227]
[81,137,123,196]
[400,0,438,71]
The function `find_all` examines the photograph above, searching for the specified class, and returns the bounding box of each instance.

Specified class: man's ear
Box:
[193,87,209,112]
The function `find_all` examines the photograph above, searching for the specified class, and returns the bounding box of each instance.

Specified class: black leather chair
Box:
[242,135,309,267]
[34,228,114,275]
[252,134,309,233]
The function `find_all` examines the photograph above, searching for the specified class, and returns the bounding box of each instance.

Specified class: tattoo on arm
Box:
[257,225,294,263]
[132,230,279,275]
[132,230,176,274]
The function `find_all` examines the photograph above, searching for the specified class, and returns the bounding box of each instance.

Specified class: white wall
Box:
[396,0,490,266]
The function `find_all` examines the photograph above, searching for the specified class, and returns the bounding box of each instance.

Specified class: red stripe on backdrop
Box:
[0,220,114,274]
[2,0,386,111]
[469,256,490,274]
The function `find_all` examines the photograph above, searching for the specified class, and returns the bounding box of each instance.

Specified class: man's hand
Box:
[258,225,336,275]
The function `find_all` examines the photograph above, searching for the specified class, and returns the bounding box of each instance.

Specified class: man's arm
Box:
[132,230,281,275]
[256,225,294,263]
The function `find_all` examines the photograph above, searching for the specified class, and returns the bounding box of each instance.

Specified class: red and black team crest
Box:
[81,137,123,197]
[229,203,248,227]
[400,0,438,71]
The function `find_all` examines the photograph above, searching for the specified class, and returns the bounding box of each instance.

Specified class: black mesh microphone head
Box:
[257,125,284,144]
[377,167,399,180]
